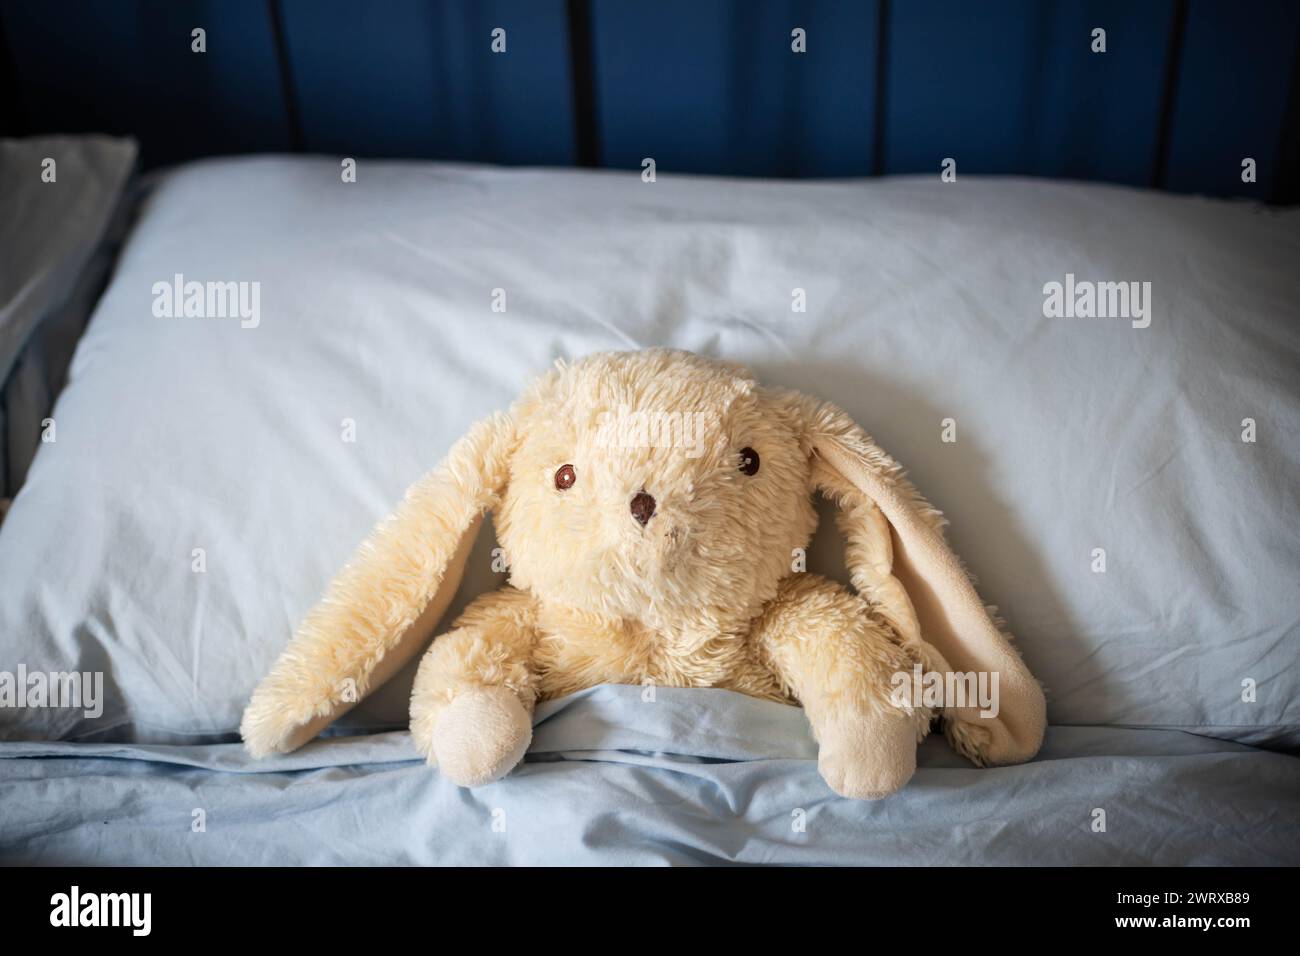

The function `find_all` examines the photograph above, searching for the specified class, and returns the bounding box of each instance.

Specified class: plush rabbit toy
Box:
[242,349,1045,799]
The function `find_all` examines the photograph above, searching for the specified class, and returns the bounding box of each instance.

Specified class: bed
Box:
[1,155,1298,865]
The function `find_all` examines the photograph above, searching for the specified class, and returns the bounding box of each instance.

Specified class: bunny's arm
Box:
[241,413,515,758]
[751,573,932,800]
[409,585,542,787]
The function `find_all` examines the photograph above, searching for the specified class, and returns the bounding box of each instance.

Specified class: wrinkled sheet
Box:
[2,686,1297,866]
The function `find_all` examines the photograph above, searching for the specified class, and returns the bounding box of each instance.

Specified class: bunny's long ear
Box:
[241,412,515,757]
[783,391,1046,767]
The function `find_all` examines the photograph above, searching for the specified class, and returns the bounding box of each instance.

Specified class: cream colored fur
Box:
[241,349,1046,799]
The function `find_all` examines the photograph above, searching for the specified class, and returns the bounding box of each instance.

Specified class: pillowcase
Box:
[0,136,138,498]
[1,157,1296,746]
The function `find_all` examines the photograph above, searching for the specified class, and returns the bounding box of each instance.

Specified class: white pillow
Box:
[1,157,1297,746]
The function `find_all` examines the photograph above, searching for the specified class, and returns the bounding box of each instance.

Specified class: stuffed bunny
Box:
[241,349,1045,799]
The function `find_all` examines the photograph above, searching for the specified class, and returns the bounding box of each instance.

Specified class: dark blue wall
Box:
[2,0,1297,201]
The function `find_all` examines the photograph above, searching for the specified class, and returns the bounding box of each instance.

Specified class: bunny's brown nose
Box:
[630,491,656,526]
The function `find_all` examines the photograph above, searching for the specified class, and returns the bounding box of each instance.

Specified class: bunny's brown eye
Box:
[739,447,760,476]
[554,464,576,490]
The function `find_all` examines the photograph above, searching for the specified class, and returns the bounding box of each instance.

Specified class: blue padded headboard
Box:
[3,0,1298,202]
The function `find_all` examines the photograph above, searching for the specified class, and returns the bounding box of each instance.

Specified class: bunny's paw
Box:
[816,708,917,800]
[429,685,532,787]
